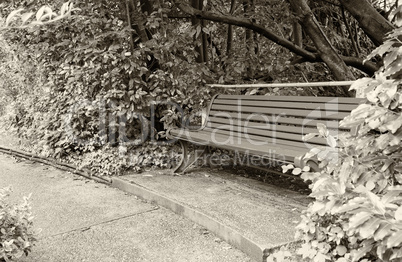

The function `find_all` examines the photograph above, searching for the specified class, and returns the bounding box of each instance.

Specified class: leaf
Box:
[281,164,294,173]
[303,133,318,141]
[40,12,57,21]
[292,168,302,175]
[395,206,402,220]
[365,41,394,61]
[304,147,322,159]
[374,222,393,241]
[36,6,46,21]
[21,12,34,25]
[6,8,24,26]
[301,171,321,182]
[60,2,69,16]
[351,104,372,119]
[349,211,372,229]
[317,123,328,137]
[351,239,375,261]
[333,198,364,213]
[387,231,402,248]
[354,185,386,216]
[384,49,400,69]
[390,248,402,260]
[380,159,394,172]
[335,245,347,256]
[383,56,402,78]
[249,89,258,95]
[310,201,326,214]
[326,135,337,148]
[359,217,381,239]
[30,20,44,26]
[386,115,402,133]
[390,5,402,24]
[349,77,373,91]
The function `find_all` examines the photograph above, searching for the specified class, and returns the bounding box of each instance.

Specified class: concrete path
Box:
[0,153,252,262]
[113,168,310,261]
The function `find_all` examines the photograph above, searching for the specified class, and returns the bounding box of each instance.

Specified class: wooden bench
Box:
[167,94,364,174]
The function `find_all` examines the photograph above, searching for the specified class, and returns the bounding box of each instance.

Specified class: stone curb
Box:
[112,177,296,262]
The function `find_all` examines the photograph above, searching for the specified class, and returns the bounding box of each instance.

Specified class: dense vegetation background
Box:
[0,0,396,175]
[2,1,402,261]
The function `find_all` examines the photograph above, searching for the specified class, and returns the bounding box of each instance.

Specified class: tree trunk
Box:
[226,0,236,55]
[191,0,208,63]
[289,0,355,95]
[243,0,256,78]
[131,0,151,42]
[293,21,303,47]
[339,0,394,46]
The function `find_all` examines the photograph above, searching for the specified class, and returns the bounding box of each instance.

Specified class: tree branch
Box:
[173,0,318,61]
[341,56,378,75]
[341,6,360,56]
[292,55,378,75]
[289,0,356,86]
[173,0,378,76]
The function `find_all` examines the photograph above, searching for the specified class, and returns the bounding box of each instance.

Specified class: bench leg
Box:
[295,156,320,172]
[305,159,319,172]
[173,140,207,174]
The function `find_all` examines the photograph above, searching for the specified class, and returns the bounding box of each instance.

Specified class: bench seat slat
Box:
[199,128,325,149]
[217,95,365,104]
[208,111,343,129]
[210,105,350,120]
[207,116,343,135]
[213,99,359,111]
[203,124,327,146]
[169,128,311,163]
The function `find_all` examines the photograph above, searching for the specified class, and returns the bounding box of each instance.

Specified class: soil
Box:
[224,165,311,195]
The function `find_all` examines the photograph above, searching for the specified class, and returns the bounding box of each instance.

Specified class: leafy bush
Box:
[1,1,213,170]
[0,187,36,261]
[268,11,402,262]
[70,142,180,176]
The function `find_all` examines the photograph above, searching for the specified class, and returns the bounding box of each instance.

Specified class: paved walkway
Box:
[0,153,252,262]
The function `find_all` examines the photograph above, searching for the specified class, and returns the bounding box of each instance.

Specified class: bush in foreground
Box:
[0,187,36,261]
[269,10,402,262]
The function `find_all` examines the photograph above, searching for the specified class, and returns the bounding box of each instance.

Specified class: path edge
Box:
[112,177,268,262]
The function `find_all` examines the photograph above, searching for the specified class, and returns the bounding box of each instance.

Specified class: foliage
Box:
[0,0,394,175]
[270,11,402,262]
[73,142,179,176]
[0,187,36,261]
[1,0,212,173]
[1,1,78,29]
[0,32,48,139]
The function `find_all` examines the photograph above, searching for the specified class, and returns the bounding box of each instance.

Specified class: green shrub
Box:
[267,10,402,262]
[0,187,36,261]
[70,142,180,176]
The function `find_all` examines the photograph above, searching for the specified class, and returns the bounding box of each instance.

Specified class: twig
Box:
[341,6,360,56]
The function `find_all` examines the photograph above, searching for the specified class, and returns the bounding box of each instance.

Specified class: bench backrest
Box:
[204,95,365,149]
